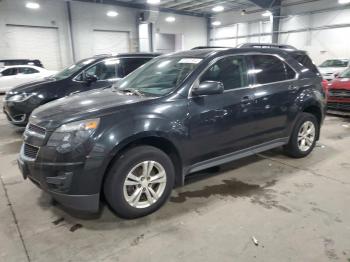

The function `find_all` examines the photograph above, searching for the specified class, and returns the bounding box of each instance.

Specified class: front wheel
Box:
[284,113,319,158]
[104,146,175,219]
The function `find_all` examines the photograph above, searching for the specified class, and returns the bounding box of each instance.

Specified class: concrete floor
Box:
[0,101,349,262]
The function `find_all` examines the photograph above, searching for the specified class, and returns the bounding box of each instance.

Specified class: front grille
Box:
[327,102,350,111]
[23,143,39,160]
[27,123,46,136]
[328,89,350,98]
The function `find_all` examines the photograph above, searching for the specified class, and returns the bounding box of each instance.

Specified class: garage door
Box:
[4,25,62,70]
[93,30,130,55]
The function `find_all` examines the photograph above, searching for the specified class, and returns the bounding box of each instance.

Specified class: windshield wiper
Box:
[118,88,144,96]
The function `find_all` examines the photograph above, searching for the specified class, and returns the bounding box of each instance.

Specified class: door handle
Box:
[288,85,298,91]
[241,95,253,103]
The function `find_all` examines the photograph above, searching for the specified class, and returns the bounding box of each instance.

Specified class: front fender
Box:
[88,104,189,188]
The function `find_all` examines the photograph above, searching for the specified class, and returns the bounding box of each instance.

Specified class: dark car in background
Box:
[18,46,325,219]
[0,59,44,68]
[3,53,160,126]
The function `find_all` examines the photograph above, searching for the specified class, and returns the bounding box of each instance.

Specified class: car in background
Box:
[0,65,56,94]
[17,46,325,218]
[0,59,44,68]
[3,53,160,126]
[327,67,350,115]
[318,59,350,81]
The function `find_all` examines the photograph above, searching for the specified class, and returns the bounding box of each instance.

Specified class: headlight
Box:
[47,118,100,153]
[7,93,34,102]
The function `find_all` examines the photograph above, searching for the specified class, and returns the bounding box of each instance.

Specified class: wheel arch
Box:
[302,104,323,140]
[101,134,184,195]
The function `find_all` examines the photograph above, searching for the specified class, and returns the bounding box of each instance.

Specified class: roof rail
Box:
[237,43,297,51]
[191,46,229,50]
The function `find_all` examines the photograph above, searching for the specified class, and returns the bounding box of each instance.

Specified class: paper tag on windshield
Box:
[178,58,202,64]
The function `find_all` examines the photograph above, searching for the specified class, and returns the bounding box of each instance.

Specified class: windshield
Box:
[319,59,349,68]
[114,57,202,96]
[338,68,350,78]
[53,58,96,80]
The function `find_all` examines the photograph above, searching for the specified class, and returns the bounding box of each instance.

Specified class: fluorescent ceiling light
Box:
[107,11,118,17]
[339,0,350,4]
[212,5,224,12]
[262,10,272,17]
[212,21,222,26]
[147,0,161,4]
[165,16,176,22]
[26,2,40,9]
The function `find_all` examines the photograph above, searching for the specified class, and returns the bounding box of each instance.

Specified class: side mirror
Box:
[84,73,98,83]
[334,73,339,78]
[192,81,224,96]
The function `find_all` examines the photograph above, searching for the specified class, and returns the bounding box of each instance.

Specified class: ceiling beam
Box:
[247,0,280,9]
[71,0,208,17]
[186,0,252,12]
[162,0,198,8]
[169,0,218,10]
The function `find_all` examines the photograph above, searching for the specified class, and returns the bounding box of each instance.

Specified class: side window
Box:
[1,68,18,76]
[251,55,295,84]
[19,67,39,74]
[200,56,249,90]
[120,58,152,77]
[85,60,117,81]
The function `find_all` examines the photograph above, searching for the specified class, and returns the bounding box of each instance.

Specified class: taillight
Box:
[322,79,328,91]
[322,79,329,100]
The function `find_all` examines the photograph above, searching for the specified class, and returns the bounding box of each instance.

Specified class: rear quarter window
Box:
[291,53,319,75]
[250,55,296,84]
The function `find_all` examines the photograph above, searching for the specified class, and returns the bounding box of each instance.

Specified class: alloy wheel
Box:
[123,161,167,209]
[297,121,316,152]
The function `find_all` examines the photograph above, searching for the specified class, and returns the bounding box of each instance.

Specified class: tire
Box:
[284,112,319,158]
[104,145,175,219]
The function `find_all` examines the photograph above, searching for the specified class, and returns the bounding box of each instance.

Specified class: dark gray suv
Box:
[18,45,326,218]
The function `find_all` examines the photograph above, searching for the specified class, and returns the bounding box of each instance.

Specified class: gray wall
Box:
[210,0,350,64]
[0,0,72,68]
[0,0,207,69]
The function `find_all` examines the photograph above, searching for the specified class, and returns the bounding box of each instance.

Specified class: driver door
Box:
[186,55,259,165]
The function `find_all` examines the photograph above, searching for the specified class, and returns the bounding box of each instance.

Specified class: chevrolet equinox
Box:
[18,46,326,218]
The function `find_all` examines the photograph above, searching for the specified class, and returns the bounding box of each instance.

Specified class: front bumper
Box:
[3,99,34,126]
[17,139,104,213]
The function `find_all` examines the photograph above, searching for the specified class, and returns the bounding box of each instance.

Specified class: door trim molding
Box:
[187,137,289,173]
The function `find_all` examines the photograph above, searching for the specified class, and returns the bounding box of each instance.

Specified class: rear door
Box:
[15,67,41,85]
[247,54,298,143]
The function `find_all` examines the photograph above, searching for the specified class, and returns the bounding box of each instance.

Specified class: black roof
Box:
[93,53,161,59]
[113,52,162,57]
[237,43,297,50]
[168,47,302,59]
[81,52,161,64]
[169,44,306,59]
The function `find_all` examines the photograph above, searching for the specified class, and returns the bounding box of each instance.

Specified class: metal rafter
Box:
[186,0,253,12]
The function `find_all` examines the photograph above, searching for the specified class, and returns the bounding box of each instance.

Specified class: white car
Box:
[0,65,56,94]
[318,59,350,81]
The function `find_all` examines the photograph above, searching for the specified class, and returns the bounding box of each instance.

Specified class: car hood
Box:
[318,67,346,75]
[30,88,153,130]
[9,77,60,94]
[329,78,350,90]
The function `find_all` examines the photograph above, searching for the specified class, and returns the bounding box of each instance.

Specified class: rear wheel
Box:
[284,113,319,158]
[104,146,175,219]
